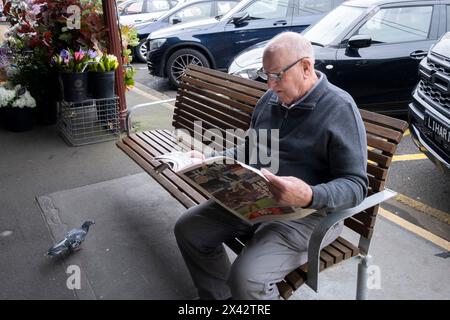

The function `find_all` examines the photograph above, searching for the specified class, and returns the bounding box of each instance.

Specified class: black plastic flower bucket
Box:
[59,72,89,103]
[90,71,115,99]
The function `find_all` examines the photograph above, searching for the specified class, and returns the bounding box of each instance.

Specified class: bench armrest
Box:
[306,188,397,292]
[125,98,176,135]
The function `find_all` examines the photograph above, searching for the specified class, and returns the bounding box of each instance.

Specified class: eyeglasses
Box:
[257,57,307,81]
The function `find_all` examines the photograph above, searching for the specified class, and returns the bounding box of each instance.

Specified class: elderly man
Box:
[174,32,368,300]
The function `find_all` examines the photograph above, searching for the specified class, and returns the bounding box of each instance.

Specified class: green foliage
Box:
[9,47,56,105]
[124,26,139,48]
[124,66,137,89]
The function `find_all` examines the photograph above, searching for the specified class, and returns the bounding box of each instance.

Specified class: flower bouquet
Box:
[52,48,96,102]
[52,48,97,73]
[0,84,37,132]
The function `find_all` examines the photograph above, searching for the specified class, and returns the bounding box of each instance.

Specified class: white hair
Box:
[264,32,315,65]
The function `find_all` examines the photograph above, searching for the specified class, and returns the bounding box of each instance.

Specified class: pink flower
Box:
[74,51,85,61]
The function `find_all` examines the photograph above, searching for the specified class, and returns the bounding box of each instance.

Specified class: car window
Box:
[303,5,365,46]
[148,0,172,11]
[298,0,332,15]
[171,2,213,23]
[217,1,238,16]
[122,0,144,14]
[356,6,433,43]
[244,0,290,19]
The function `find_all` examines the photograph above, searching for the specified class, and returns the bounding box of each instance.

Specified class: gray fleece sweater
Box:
[220,72,368,212]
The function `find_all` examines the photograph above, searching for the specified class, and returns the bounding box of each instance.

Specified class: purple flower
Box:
[31,4,42,15]
[87,49,97,59]
[59,49,70,60]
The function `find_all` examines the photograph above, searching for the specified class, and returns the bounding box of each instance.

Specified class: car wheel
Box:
[166,48,210,87]
[134,39,148,63]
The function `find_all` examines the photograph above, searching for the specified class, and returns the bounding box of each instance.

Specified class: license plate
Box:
[424,112,450,152]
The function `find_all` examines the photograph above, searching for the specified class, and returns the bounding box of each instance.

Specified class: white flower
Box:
[0,85,37,108]
[11,87,36,108]
[0,87,16,107]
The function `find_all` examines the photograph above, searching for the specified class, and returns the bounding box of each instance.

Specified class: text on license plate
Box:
[424,113,450,146]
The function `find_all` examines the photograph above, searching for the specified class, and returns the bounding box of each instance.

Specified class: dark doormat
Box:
[37,173,196,299]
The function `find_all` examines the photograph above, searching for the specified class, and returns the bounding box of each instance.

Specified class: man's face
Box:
[262,52,308,105]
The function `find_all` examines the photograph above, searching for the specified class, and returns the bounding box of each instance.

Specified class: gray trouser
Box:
[174,199,343,300]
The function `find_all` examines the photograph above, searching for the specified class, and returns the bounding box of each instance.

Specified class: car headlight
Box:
[230,63,264,81]
[148,38,167,51]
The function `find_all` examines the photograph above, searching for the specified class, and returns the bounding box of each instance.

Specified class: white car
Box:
[118,0,183,26]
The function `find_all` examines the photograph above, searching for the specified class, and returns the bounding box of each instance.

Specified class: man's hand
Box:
[261,169,313,208]
[186,150,205,160]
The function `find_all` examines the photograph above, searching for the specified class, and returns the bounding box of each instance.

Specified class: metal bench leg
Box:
[356,254,372,300]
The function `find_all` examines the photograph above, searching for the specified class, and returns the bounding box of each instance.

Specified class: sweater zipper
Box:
[281,108,289,129]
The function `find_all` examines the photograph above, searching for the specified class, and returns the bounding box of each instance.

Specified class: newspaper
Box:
[154,152,317,224]
[154,151,204,171]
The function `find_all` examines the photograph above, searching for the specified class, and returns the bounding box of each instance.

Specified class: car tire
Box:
[166,48,210,87]
[134,39,148,63]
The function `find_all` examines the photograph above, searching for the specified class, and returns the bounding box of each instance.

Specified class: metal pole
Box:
[102,0,127,131]
[356,254,371,300]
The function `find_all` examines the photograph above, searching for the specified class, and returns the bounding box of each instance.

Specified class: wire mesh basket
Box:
[57,97,120,146]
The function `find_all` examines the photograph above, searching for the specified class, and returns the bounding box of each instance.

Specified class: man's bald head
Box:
[261,32,318,105]
[263,32,315,65]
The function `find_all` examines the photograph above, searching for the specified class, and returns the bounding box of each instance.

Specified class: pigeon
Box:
[47,221,95,257]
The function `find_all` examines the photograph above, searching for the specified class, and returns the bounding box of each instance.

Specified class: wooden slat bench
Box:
[117,65,408,299]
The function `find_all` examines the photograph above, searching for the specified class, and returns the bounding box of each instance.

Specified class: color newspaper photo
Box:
[154,152,316,224]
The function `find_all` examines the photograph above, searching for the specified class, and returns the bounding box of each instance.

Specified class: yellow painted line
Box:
[403,129,410,136]
[392,153,428,162]
[394,193,450,225]
[379,207,450,251]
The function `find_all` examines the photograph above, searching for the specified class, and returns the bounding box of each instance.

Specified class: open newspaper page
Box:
[177,157,317,224]
[154,151,204,171]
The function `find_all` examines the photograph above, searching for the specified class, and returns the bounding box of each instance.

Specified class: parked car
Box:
[409,32,450,174]
[118,0,181,26]
[133,0,239,62]
[229,0,450,115]
[147,0,345,86]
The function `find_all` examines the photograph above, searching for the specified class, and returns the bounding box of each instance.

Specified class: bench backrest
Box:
[176,66,407,248]
[350,110,407,246]
[175,65,266,149]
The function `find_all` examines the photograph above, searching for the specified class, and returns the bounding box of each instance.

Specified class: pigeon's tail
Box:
[47,239,69,257]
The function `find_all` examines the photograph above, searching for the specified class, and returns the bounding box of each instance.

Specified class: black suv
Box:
[409,32,450,175]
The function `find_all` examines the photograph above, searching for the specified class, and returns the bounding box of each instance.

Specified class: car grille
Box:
[417,53,450,114]
[427,62,450,77]
[418,80,450,111]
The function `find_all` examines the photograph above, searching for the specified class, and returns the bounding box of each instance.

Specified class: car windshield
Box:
[303,5,366,46]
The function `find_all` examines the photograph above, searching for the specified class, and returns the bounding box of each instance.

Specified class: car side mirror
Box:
[231,12,249,25]
[348,35,372,49]
[171,17,182,24]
